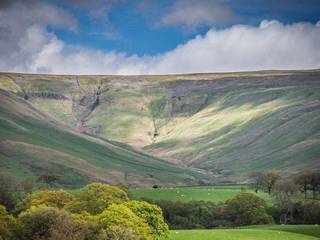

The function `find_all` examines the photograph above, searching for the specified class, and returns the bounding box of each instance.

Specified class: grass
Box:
[163,228,320,240]
[245,225,320,238]
[130,186,270,203]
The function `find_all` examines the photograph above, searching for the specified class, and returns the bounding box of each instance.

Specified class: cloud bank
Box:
[0,1,319,75]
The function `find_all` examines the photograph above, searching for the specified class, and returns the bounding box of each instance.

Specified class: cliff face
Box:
[1,70,320,182]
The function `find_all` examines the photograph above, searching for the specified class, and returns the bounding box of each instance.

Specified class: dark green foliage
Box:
[223,193,272,226]
[148,200,226,229]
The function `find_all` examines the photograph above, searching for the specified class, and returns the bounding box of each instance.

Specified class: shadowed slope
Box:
[0,90,202,187]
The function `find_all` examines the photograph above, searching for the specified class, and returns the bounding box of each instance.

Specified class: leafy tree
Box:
[16,190,73,213]
[67,183,128,215]
[223,193,272,226]
[0,204,17,240]
[93,204,153,240]
[17,206,93,240]
[124,201,169,239]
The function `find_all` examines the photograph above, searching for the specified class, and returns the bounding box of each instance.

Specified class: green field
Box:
[245,225,320,238]
[130,186,270,202]
[164,229,319,240]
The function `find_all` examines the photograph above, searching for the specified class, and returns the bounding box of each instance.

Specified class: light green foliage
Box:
[93,204,154,240]
[223,193,272,226]
[16,189,73,213]
[124,200,169,239]
[131,186,270,203]
[163,229,319,240]
[67,183,129,215]
[0,205,17,240]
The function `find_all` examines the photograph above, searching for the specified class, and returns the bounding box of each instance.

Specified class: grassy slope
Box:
[245,225,320,238]
[164,228,320,240]
[130,186,270,203]
[0,90,202,188]
[1,70,319,182]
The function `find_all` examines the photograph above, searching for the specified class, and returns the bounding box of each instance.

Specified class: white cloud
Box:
[0,0,77,72]
[0,3,320,76]
[159,0,236,31]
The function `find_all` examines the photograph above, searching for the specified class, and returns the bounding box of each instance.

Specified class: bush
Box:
[93,204,153,240]
[124,201,169,239]
[67,183,129,215]
[15,189,73,213]
[17,205,94,240]
[0,205,17,240]
[223,193,272,226]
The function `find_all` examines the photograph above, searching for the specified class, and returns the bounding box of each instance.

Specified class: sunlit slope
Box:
[146,79,320,179]
[1,70,319,181]
[0,90,201,187]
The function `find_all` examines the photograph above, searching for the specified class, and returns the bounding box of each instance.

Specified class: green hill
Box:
[0,70,319,184]
[0,89,202,188]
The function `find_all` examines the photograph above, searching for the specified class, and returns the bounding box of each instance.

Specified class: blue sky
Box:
[0,0,320,74]
[52,0,320,55]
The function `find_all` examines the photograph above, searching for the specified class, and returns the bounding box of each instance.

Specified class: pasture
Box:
[130,185,270,203]
[164,226,320,240]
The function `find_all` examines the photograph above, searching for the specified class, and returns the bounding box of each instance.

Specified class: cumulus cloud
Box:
[159,0,237,31]
[0,0,319,75]
[0,0,77,72]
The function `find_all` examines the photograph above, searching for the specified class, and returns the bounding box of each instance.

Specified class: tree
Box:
[273,180,298,224]
[37,174,60,187]
[93,204,153,240]
[309,171,320,200]
[66,183,129,215]
[124,201,169,239]
[16,190,73,213]
[294,171,313,200]
[223,193,272,226]
[17,206,92,240]
[262,171,281,195]
[0,205,17,240]
[249,172,265,193]
[0,173,20,211]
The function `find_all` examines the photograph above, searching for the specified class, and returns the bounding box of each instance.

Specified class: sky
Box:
[0,0,320,75]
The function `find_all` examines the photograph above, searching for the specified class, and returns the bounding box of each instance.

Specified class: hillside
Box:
[0,70,319,183]
[0,89,202,188]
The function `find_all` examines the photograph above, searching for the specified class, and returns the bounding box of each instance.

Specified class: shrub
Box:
[67,183,128,215]
[0,205,17,240]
